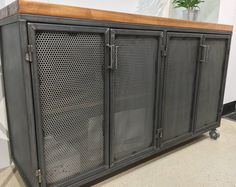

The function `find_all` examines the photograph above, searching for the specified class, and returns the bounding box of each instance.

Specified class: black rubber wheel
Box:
[209,130,220,140]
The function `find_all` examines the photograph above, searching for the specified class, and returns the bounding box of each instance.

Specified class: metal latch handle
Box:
[200,45,210,63]
[107,44,119,70]
[115,46,119,70]
[107,44,114,69]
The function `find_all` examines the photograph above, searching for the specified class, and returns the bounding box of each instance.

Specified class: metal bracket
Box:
[156,128,163,138]
[35,169,42,184]
[161,44,167,57]
[162,49,167,57]
[25,44,33,63]
[160,31,168,57]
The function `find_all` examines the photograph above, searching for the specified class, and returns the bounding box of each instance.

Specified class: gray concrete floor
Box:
[1,118,236,187]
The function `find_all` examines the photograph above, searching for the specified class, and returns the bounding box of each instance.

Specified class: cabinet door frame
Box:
[161,32,203,149]
[109,29,163,167]
[27,23,110,187]
[194,34,231,133]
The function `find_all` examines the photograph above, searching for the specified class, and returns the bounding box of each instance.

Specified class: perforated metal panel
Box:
[195,38,227,130]
[113,34,158,161]
[162,34,200,144]
[35,31,105,184]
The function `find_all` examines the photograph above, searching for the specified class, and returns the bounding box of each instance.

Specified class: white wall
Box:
[23,0,170,17]
[0,48,10,169]
[0,0,10,170]
[0,0,5,9]
[4,0,15,6]
[169,0,220,23]
[218,0,236,103]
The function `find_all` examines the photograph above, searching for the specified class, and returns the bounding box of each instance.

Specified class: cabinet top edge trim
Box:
[0,0,233,32]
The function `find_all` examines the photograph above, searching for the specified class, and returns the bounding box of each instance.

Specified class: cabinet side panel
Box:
[1,23,36,186]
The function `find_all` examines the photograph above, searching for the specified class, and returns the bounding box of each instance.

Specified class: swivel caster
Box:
[209,129,220,140]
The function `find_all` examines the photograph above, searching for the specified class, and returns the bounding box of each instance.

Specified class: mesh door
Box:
[162,35,200,142]
[196,38,227,130]
[113,34,158,161]
[35,31,105,184]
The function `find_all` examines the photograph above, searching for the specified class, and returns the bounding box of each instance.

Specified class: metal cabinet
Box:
[1,16,231,187]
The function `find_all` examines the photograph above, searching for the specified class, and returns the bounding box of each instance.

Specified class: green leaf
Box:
[172,0,204,9]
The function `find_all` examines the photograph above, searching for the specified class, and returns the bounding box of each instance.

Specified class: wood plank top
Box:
[0,0,233,32]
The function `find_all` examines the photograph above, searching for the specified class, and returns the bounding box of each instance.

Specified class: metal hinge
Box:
[25,44,33,63]
[219,106,224,115]
[156,128,163,138]
[160,32,167,57]
[161,32,164,38]
[161,45,167,57]
[35,169,42,184]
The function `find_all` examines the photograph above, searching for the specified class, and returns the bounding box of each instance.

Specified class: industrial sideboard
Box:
[0,0,233,186]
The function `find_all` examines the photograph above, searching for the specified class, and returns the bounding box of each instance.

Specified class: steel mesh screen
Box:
[162,37,199,142]
[196,39,227,128]
[113,35,158,161]
[35,31,105,184]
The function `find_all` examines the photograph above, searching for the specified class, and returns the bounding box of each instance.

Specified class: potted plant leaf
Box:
[172,0,205,21]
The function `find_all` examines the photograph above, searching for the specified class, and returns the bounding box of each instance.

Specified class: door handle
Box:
[200,45,210,63]
[115,46,119,70]
[106,44,119,70]
[106,44,114,69]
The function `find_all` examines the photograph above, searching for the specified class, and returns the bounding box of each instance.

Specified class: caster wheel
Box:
[209,129,220,140]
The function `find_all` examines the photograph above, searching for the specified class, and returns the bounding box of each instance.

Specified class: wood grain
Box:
[1,0,234,32]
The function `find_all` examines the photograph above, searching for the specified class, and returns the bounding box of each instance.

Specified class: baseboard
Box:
[0,138,11,169]
[222,101,236,116]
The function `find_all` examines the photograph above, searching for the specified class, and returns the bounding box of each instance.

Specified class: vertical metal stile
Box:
[109,29,115,166]
[27,24,47,187]
[158,31,167,149]
[192,34,205,133]
[104,28,110,169]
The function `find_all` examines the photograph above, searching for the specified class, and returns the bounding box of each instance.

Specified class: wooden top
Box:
[0,0,233,32]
